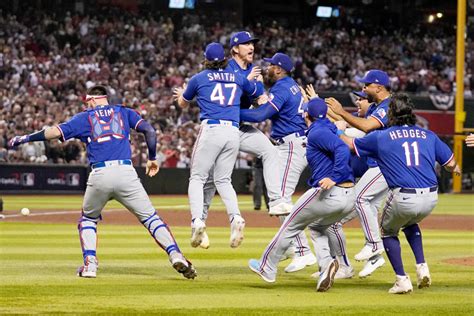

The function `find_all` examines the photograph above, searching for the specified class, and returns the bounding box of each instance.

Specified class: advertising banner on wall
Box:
[0,165,87,192]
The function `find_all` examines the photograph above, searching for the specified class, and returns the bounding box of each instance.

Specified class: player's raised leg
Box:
[239,125,290,212]
[212,127,244,248]
[111,164,197,279]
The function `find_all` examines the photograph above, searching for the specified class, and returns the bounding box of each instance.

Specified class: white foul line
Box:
[0,201,252,219]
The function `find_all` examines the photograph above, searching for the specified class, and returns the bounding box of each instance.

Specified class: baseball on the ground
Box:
[20,208,30,216]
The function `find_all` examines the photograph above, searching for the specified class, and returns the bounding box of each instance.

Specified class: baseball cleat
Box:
[248,259,275,283]
[77,255,98,278]
[284,252,317,273]
[416,262,431,289]
[190,218,206,248]
[280,246,295,262]
[334,264,355,279]
[172,259,197,280]
[354,244,384,262]
[268,202,292,216]
[230,215,245,248]
[199,231,210,249]
[358,255,385,278]
[388,275,413,294]
[316,259,339,292]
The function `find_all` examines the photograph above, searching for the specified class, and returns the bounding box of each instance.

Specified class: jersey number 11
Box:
[402,141,420,166]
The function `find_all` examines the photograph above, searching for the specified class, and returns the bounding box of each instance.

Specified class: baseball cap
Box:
[263,53,294,73]
[229,31,259,48]
[205,42,225,62]
[352,90,368,99]
[302,97,327,119]
[358,69,390,87]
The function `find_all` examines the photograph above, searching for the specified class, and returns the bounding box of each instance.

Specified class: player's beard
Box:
[366,93,375,104]
[264,68,276,86]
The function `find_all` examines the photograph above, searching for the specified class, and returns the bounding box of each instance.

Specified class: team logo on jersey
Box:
[377,108,386,119]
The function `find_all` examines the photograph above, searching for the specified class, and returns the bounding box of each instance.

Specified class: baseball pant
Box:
[353,166,388,251]
[202,124,282,219]
[79,164,182,263]
[189,122,240,222]
[381,187,438,237]
[256,186,355,280]
[277,136,313,257]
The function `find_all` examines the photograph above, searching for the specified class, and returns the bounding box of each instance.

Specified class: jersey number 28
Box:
[211,83,237,106]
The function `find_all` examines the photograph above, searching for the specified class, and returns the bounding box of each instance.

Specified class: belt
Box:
[205,119,239,128]
[274,130,306,145]
[91,159,132,169]
[399,186,438,194]
[337,181,354,188]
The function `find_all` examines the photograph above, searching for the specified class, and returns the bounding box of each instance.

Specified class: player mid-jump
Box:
[174,43,263,249]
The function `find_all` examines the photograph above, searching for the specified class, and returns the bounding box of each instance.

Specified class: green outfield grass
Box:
[2,193,473,215]
[0,223,473,315]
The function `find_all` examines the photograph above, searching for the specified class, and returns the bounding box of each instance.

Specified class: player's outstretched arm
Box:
[444,159,461,176]
[172,83,190,108]
[8,126,62,148]
[135,120,159,177]
[326,97,380,133]
[466,134,474,147]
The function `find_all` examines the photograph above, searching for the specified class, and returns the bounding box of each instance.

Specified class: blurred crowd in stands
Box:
[1,6,472,165]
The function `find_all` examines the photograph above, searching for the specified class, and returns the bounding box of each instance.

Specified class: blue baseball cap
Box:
[263,53,294,73]
[205,42,225,62]
[352,90,368,99]
[302,97,327,119]
[230,31,259,48]
[358,69,390,87]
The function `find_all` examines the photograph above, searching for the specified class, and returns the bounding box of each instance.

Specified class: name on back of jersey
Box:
[389,128,427,140]
[207,72,235,82]
[289,84,300,95]
[96,108,113,117]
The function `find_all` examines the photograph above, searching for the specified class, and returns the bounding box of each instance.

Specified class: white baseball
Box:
[20,208,30,216]
[345,128,366,138]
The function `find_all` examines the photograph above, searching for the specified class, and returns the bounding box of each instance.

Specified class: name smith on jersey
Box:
[207,72,236,82]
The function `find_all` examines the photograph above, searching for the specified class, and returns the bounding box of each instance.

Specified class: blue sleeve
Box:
[267,88,288,112]
[315,130,351,182]
[182,75,199,102]
[241,78,262,98]
[240,103,279,122]
[136,120,157,160]
[58,112,90,141]
[370,105,389,127]
[353,131,380,158]
[125,107,143,130]
[434,135,454,166]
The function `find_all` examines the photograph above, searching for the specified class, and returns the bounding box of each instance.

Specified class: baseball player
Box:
[248,97,355,292]
[199,31,292,249]
[240,52,317,272]
[173,42,263,249]
[341,93,460,293]
[8,85,197,279]
[309,90,371,280]
[327,69,392,277]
